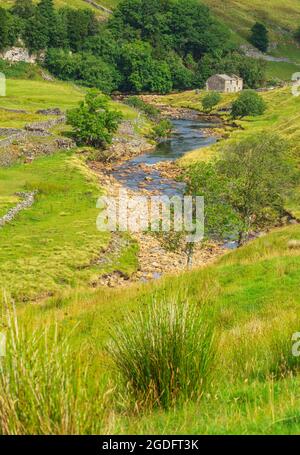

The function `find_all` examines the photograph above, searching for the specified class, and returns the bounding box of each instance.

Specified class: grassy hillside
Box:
[8,220,300,433]
[0,78,153,301]
[205,0,300,38]
[152,86,300,216]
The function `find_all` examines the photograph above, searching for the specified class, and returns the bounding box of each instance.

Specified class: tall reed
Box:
[108,299,216,409]
[0,297,108,434]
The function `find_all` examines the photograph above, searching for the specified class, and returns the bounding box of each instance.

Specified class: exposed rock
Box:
[36,108,63,116]
[0,191,36,228]
[0,47,37,63]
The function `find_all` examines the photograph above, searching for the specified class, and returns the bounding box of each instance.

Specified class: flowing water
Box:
[112,118,218,196]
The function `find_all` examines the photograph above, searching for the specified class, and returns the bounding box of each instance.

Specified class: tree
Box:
[66,90,123,148]
[120,40,172,93]
[231,90,266,119]
[202,91,221,113]
[25,10,48,51]
[45,49,121,93]
[195,52,266,90]
[185,133,295,245]
[63,8,98,52]
[12,0,35,19]
[0,8,10,51]
[250,22,269,53]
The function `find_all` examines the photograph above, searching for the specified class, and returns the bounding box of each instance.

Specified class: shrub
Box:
[231,90,266,118]
[67,90,122,148]
[150,119,173,139]
[108,299,216,409]
[202,91,221,113]
[125,96,160,119]
[249,22,269,53]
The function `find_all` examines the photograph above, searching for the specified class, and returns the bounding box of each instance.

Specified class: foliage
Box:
[185,133,295,244]
[249,22,269,53]
[202,91,221,112]
[195,52,266,89]
[150,119,173,139]
[67,90,123,147]
[3,0,241,94]
[12,0,35,19]
[119,40,173,93]
[0,59,42,80]
[0,300,108,434]
[108,299,216,409]
[45,49,121,93]
[231,90,267,118]
[125,96,159,119]
[295,26,300,44]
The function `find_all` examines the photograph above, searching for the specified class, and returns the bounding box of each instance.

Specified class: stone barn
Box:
[206,74,243,93]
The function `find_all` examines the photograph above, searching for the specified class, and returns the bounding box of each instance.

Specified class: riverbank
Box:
[89,159,225,287]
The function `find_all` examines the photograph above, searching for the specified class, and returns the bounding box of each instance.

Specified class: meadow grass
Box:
[8,221,300,434]
[0,151,138,301]
[0,79,85,113]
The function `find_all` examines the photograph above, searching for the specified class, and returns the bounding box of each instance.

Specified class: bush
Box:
[151,119,173,139]
[185,132,295,245]
[231,90,266,118]
[108,300,216,409]
[45,49,121,94]
[125,96,160,119]
[249,22,269,53]
[202,91,221,113]
[67,90,123,148]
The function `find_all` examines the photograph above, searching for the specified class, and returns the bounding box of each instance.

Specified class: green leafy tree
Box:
[231,90,266,119]
[195,52,266,89]
[12,0,35,19]
[45,49,121,93]
[295,26,300,44]
[63,8,98,52]
[185,133,295,245]
[0,8,10,51]
[67,90,123,148]
[120,40,172,93]
[202,91,221,113]
[25,10,48,51]
[250,22,269,53]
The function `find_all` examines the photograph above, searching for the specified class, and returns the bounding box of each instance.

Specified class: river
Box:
[112,118,218,196]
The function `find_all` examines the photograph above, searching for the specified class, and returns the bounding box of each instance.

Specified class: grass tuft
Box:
[108,299,216,410]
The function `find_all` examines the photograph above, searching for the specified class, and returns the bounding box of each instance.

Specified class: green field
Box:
[0,78,151,301]
[9,220,300,434]
[2,0,300,435]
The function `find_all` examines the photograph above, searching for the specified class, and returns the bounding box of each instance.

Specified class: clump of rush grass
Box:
[108,299,216,410]
[0,295,109,435]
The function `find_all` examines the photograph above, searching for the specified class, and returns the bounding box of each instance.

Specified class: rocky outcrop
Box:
[0,47,37,63]
[0,192,36,228]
